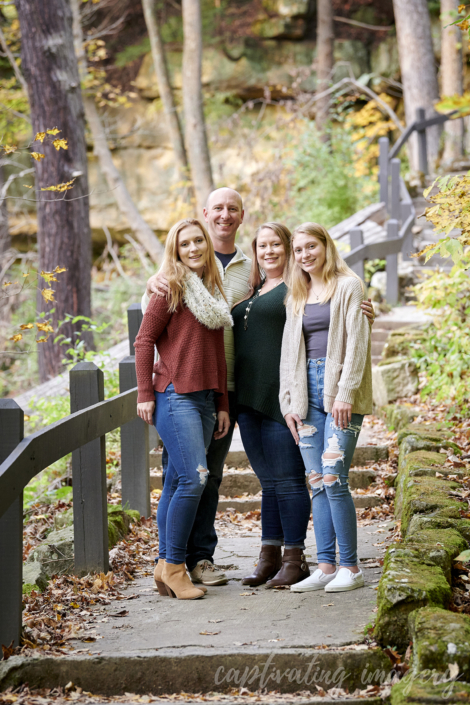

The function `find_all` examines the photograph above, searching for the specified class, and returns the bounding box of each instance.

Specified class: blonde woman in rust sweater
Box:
[135,219,232,600]
[280,222,372,594]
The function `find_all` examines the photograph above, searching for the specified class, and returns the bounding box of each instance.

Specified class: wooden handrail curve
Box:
[0,387,137,519]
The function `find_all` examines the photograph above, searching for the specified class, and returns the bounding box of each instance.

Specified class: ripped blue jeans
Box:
[155,384,216,565]
[298,359,364,567]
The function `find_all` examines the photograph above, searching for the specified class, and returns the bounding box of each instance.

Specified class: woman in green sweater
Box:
[232,223,311,587]
[232,223,375,588]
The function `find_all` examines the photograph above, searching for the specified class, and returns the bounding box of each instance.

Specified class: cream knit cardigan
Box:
[279,276,372,419]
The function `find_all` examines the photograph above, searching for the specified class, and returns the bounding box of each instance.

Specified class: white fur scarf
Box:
[183,271,233,330]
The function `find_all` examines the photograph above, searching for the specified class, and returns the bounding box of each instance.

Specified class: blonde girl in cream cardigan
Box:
[279,222,372,594]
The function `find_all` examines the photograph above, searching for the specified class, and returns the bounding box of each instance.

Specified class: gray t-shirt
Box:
[303,301,331,360]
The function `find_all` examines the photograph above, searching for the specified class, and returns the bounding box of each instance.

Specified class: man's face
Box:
[203,189,244,245]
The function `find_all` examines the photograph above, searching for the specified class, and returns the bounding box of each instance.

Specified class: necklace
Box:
[310,284,325,302]
[244,277,283,330]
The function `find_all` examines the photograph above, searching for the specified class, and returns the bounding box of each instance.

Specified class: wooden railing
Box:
[342,106,462,303]
[0,306,147,649]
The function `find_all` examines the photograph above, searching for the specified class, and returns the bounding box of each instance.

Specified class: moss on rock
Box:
[390,677,470,704]
[397,423,453,446]
[374,548,451,650]
[400,476,464,536]
[107,504,140,548]
[407,514,470,543]
[395,450,446,520]
[404,528,467,583]
[409,607,470,682]
[380,404,419,431]
[382,329,425,361]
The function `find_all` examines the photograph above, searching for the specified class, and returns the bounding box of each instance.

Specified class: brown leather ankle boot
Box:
[265,548,310,588]
[242,545,282,586]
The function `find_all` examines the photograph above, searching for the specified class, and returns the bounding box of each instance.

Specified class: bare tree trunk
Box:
[70,0,164,263]
[142,0,188,181]
[16,0,92,382]
[315,0,334,138]
[393,0,440,171]
[182,0,214,215]
[441,0,463,165]
[0,164,9,257]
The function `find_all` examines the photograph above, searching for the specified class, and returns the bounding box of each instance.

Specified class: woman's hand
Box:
[331,401,352,430]
[360,298,375,325]
[214,411,230,440]
[146,271,170,298]
[137,401,155,425]
[285,413,303,444]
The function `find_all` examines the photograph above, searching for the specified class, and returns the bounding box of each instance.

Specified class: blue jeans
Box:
[161,392,237,570]
[298,358,364,567]
[237,406,311,548]
[155,384,217,565]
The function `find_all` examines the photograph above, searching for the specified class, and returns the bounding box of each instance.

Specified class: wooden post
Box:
[416,107,428,175]
[390,158,401,222]
[386,219,399,305]
[70,362,109,575]
[120,357,150,518]
[127,303,143,356]
[379,136,389,209]
[401,200,414,261]
[0,400,24,648]
[349,228,364,280]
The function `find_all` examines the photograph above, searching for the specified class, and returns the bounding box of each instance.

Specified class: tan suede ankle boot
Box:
[153,559,167,596]
[162,562,205,600]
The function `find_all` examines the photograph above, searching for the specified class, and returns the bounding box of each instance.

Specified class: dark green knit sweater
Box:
[232,282,287,425]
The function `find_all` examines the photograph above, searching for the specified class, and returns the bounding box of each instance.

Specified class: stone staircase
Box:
[149,426,389,512]
[371,304,432,366]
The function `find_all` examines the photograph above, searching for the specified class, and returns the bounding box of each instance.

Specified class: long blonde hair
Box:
[289,222,363,316]
[235,222,292,307]
[162,218,226,312]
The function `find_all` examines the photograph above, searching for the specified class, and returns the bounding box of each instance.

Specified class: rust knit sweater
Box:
[134,294,229,413]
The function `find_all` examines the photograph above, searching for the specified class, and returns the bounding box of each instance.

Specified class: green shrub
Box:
[412,258,470,411]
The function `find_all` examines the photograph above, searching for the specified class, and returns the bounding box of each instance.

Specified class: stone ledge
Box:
[0,647,392,695]
[390,677,470,704]
[374,548,451,650]
[409,607,470,682]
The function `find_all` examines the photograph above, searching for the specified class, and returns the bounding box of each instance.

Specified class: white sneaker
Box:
[324,567,364,592]
[189,560,228,586]
[290,568,338,592]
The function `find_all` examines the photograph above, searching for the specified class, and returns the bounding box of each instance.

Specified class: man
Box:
[142,187,375,586]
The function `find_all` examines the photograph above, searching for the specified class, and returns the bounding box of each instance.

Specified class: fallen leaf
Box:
[110,610,129,618]
[1,641,15,661]
[321,603,335,607]
[449,663,459,679]
[199,630,220,635]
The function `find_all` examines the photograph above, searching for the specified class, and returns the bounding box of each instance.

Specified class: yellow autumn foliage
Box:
[40,179,75,193]
[30,152,45,161]
[41,288,55,303]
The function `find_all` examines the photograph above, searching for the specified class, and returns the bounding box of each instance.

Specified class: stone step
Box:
[370,328,390,343]
[149,443,388,471]
[150,466,377,495]
[216,492,384,513]
[371,340,385,356]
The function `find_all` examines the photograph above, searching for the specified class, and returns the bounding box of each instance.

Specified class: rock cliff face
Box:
[8,0,412,245]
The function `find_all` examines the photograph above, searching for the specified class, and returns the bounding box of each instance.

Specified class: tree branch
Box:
[333,16,394,31]
[0,24,29,95]
[103,225,129,280]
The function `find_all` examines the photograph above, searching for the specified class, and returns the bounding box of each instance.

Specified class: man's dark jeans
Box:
[161,391,237,571]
